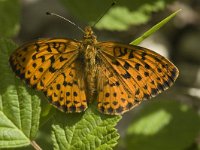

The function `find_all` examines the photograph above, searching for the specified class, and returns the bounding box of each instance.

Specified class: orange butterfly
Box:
[9,26,179,115]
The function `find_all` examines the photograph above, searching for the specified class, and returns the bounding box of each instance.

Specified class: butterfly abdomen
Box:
[82,26,99,103]
[84,44,98,102]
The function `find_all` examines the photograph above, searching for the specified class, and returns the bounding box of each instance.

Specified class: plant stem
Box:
[31,140,42,150]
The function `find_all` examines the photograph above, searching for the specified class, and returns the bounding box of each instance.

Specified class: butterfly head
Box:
[83,26,97,44]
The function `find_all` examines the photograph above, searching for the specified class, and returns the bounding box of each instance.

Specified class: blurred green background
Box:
[0,0,200,149]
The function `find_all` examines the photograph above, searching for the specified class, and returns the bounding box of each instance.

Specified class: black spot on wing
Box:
[124,62,131,69]
[122,72,131,79]
[135,63,140,71]
[105,93,110,97]
[128,51,134,59]
[116,106,124,113]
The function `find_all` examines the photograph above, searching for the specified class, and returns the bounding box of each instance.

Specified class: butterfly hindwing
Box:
[10,38,87,113]
[45,61,87,113]
[96,42,179,114]
[97,64,140,115]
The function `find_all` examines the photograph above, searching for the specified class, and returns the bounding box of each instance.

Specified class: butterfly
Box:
[9,26,179,115]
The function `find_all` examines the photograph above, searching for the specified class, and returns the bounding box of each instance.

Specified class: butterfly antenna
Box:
[92,1,116,28]
[46,11,85,33]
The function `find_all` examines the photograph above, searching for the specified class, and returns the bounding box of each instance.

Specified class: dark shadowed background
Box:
[0,0,200,149]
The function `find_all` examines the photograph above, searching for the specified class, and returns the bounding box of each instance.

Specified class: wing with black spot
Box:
[97,64,140,115]
[9,38,87,113]
[96,41,179,115]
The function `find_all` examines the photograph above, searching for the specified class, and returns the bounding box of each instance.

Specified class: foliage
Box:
[0,0,20,37]
[122,100,200,150]
[130,9,181,45]
[52,106,120,150]
[0,39,41,148]
[60,0,176,30]
[0,0,199,150]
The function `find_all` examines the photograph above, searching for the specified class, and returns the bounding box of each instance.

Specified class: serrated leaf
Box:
[0,39,41,148]
[59,0,175,31]
[131,9,181,45]
[124,100,200,150]
[0,0,20,37]
[52,105,121,150]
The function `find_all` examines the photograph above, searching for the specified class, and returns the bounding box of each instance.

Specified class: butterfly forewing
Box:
[96,42,179,114]
[10,38,88,113]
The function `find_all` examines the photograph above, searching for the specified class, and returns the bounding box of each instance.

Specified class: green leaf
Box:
[0,0,20,37]
[0,39,41,148]
[124,99,200,150]
[130,9,181,45]
[52,105,121,150]
[59,0,176,31]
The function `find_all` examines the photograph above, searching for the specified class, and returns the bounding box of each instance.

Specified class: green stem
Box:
[31,140,42,150]
[130,9,182,45]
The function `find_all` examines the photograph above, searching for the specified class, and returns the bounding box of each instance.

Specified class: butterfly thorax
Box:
[82,26,98,102]
[82,26,97,44]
